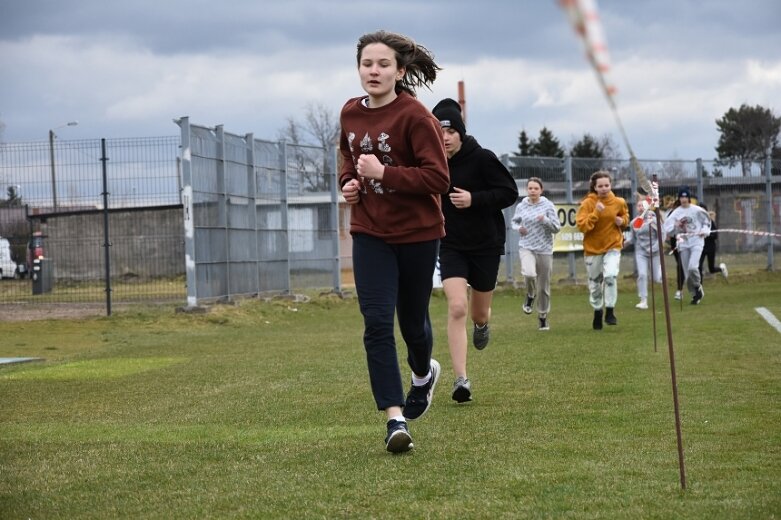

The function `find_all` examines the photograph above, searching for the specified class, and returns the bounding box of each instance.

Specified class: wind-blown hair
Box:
[356,30,441,97]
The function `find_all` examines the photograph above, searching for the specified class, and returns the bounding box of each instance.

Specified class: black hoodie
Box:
[441,135,519,255]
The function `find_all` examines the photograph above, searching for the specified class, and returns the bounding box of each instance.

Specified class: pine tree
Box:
[530,127,564,158]
[513,130,535,157]
[570,133,604,158]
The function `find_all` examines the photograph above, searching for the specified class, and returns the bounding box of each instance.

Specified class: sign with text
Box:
[553,203,584,252]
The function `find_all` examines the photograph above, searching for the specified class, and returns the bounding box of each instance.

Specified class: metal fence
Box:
[176,117,341,306]
[1,126,779,310]
[0,136,183,309]
[498,155,780,283]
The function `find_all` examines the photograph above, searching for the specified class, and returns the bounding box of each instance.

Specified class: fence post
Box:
[246,133,259,294]
[504,206,514,283]
[329,143,342,292]
[215,126,230,300]
[177,117,198,308]
[278,141,291,293]
[766,152,775,271]
[696,158,704,203]
[500,154,515,283]
[100,138,112,316]
[564,154,576,280]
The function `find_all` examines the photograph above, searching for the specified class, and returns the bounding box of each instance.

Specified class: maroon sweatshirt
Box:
[339,91,449,244]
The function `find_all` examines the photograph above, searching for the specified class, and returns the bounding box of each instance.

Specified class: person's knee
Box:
[604,275,617,287]
[362,307,394,331]
[448,299,468,321]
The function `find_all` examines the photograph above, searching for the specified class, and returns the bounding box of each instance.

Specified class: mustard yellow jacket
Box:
[576,192,629,255]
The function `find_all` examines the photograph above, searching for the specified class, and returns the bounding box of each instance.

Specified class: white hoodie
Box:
[662,204,711,250]
[511,196,561,254]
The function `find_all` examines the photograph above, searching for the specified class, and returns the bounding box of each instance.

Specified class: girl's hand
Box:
[614,216,623,226]
[449,187,472,209]
[519,226,528,236]
[356,154,384,180]
[341,179,361,205]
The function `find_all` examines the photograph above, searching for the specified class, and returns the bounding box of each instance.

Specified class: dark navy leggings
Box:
[352,233,438,411]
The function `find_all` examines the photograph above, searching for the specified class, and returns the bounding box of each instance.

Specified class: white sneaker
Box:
[635,300,648,309]
[720,263,728,278]
[674,290,682,301]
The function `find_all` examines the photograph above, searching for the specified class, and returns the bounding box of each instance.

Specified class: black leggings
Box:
[352,233,438,410]
[699,247,722,278]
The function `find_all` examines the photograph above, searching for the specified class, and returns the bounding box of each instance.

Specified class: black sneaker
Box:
[605,307,617,325]
[403,359,441,420]
[691,286,704,305]
[593,309,603,330]
[451,376,472,403]
[473,323,490,350]
[385,419,413,453]
[522,296,534,315]
[538,317,550,331]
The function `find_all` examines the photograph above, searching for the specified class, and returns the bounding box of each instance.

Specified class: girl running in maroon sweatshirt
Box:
[339,30,449,453]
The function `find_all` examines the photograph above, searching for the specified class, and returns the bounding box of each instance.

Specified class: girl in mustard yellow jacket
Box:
[576,170,629,330]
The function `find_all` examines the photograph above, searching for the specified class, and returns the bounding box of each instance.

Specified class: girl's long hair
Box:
[356,30,441,97]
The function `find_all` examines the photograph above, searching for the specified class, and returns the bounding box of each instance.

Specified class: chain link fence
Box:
[498,155,780,284]
[2,127,779,311]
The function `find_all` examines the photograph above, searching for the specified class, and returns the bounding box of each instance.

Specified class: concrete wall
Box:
[40,206,185,280]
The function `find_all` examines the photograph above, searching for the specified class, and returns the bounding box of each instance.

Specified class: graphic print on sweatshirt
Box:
[347,131,396,195]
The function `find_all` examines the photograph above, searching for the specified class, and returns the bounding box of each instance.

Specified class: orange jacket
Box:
[576,192,629,255]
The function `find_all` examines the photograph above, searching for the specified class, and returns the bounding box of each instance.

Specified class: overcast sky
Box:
[1,0,780,160]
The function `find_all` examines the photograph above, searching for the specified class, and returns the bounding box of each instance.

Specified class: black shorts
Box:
[438,247,500,292]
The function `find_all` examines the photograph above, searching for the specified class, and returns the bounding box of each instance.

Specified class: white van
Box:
[0,237,18,279]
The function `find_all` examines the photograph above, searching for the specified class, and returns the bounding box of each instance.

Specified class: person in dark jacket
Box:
[432,98,518,404]
[698,204,728,280]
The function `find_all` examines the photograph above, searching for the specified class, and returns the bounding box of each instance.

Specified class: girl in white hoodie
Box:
[511,177,561,330]
[662,187,710,305]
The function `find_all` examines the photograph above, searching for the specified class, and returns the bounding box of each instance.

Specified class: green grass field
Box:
[1,271,780,519]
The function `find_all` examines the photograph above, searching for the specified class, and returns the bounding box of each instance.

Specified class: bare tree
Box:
[279,103,341,193]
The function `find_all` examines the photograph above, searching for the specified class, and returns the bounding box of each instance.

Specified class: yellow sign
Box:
[553,204,584,252]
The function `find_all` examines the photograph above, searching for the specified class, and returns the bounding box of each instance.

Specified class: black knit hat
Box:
[432,98,466,140]
[677,186,691,199]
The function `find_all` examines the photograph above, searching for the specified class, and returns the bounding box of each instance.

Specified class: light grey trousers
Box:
[519,248,553,317]
[678,242,704,294]
[635,249,662,300]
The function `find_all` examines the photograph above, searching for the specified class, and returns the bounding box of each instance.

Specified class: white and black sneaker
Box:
[538,317,550,331]
[691,286,704,305]
[403,359,441,420]
[720,262,728,279]
[522,295,534,315]
[385,419,413,453]
[451,376,473,403]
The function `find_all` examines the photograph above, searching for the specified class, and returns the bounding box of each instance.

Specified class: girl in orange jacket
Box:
[576,170,629,330]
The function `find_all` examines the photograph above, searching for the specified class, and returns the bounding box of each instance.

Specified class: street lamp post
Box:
[49,121,78,211]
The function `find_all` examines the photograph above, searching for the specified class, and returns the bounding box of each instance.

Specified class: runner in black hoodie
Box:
[432,98,519,404]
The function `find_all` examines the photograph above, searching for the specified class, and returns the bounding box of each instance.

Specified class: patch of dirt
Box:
[0,304,115,322]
